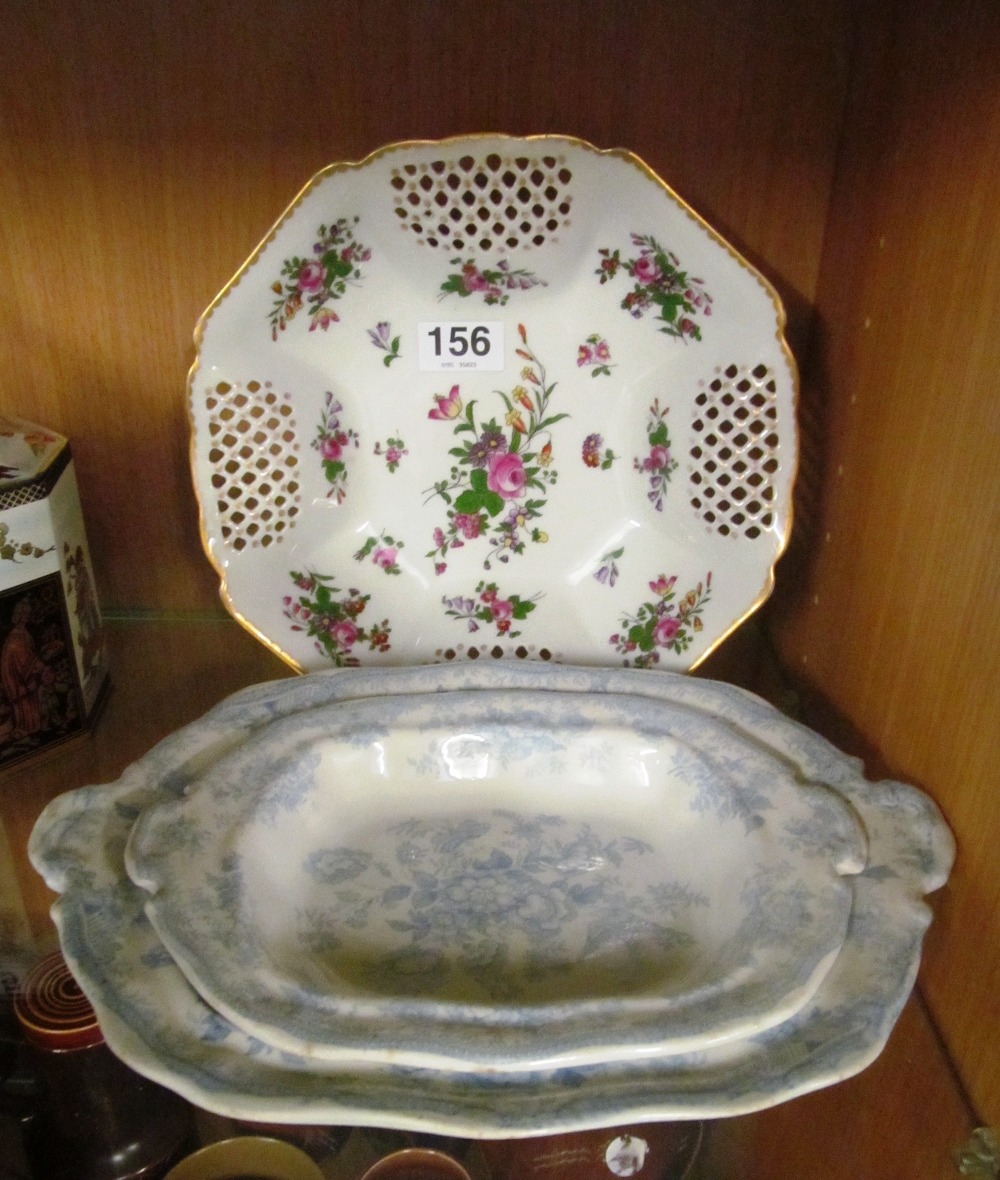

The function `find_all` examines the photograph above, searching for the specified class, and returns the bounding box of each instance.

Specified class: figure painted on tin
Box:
[0,579,82,767]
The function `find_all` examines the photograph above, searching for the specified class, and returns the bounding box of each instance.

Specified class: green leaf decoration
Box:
[454,490,484,514]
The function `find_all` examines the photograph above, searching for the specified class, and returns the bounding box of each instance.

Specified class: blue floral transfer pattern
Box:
[30,661,952,1136]
[297,811,704,1003]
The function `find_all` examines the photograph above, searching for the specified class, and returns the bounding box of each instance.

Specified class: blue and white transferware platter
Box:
[189,135,797,673]
[124,688,864,1071]
[29,664,953,1137]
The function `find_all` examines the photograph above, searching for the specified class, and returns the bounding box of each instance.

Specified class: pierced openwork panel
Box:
[204,380,301,552]
[390,152,573,252]
[688,364,782,540]
[434,641,562,664]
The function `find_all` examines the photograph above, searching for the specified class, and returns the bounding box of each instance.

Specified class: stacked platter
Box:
[29,662,953,1138]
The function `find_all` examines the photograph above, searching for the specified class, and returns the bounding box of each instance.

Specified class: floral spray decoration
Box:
[283,570,392,668]
[313,392,359,504]
[596,232,712,342]
[610,573,712,668]
[269,217,371,338]
[424,324,566,572]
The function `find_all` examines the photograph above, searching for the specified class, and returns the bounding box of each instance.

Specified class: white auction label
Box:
[417,321,505,372]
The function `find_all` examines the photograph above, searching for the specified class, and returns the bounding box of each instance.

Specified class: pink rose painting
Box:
[632,254,662,285]
[487,451,527,500]
[298,261,326,295]
[319,433,348,462]
[354,532,403,577]
[330,619,359,649]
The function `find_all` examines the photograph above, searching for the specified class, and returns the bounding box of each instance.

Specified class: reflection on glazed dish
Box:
[189,136,798,673]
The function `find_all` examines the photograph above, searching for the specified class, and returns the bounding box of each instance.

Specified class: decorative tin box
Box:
[0,416,108,770]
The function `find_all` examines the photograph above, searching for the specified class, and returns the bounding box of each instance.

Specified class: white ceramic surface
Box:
[0,416,65,483]
[124,688,863,1070]
[190,136,797,673]
[29,664,953,1137]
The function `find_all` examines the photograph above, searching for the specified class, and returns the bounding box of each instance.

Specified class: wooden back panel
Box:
[769,0,1000,1124]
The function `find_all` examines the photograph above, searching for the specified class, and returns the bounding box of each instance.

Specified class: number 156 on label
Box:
[418,322,504,372]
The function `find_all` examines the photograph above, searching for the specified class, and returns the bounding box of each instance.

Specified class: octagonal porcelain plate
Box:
[124,688,864,1071]
[30,664,953,1136]
[189,135,797,673]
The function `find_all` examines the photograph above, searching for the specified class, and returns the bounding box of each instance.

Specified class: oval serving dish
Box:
[29,664,953,1137]
[124,688,864,1071]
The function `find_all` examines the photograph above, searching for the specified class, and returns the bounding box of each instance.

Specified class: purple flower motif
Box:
[593,546,623,587]
[582,432,617,470]
[368,321,401,366]
[468,427,508,468]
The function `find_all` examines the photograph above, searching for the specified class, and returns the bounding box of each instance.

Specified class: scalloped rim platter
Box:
[124,688,864,1071]
[189,135,797,674]
[30,664,953,1137]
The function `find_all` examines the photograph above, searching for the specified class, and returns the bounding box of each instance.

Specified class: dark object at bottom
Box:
[14,950,196,1180]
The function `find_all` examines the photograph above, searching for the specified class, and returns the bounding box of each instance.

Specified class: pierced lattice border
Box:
[391,152,573,252]
[205,380,301,551]
[688,364,782,540]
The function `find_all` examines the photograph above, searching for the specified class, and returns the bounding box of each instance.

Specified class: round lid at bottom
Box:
[14,950,103,1050]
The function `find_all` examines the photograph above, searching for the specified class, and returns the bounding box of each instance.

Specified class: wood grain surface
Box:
[767,0,1000,1128]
